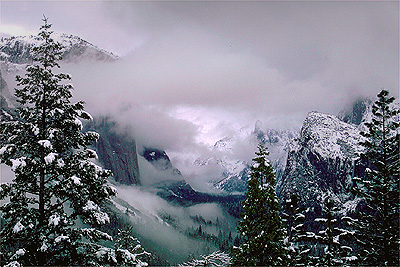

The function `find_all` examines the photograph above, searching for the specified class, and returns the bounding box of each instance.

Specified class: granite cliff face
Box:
[278,111,366,207]
[87,117,140,185]
[0,70,11,116]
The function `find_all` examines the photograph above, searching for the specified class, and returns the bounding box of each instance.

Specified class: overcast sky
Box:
[1,1,399,187]
[2,1,398,111]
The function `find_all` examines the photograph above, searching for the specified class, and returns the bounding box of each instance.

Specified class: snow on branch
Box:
[38,139,53,149]
[83,200,110,224]
[0,144,14,155]
[10,157,27,171]
[48,214,61,226]
[13,221,25,233]
[73,118,83,130]
[179,251,231,267]
[4,261,21,267]
[44,153,57,164]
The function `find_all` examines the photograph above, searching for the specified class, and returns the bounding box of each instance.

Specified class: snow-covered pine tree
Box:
[232,143,286,266]
[312,197,357,266]
[178,251,231,267]
[282,194,311,266]
[114,224,150,266]
[352,89,399,266]
[0,17,147,266]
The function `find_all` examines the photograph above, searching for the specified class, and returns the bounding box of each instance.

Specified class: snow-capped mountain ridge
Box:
[0,33,118,64]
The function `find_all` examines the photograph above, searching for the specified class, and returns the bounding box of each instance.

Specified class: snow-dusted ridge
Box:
[0,33,119,65]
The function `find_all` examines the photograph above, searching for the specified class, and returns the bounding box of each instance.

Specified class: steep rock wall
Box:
[88,117,140,185]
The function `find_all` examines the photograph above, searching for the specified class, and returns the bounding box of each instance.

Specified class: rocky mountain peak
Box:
[297,111,364,160]
[337,98,373,126]
[141,147,182,177]
[279,111,365,208]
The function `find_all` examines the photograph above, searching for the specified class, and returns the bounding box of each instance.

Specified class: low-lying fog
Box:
[112,184,238,264]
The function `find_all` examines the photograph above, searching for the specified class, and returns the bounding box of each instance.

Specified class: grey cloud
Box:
[3,1,398,115]
[102,1,398,113]
[63,60,201,151]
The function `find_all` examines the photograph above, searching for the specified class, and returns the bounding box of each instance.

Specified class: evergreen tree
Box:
[232,143,286,266]
[114,224,150,266]
[179,251,231,267]
[353,89,399,265]
[282,194,311,266]
[313,197,357,266]
[0,17,146,266]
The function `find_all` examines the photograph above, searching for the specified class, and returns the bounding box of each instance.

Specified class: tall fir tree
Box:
[0,17,147,266]
[352,89,399,266]
[232,143,286,266]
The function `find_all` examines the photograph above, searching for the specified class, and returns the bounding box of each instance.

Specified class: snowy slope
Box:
[107,180,241,265]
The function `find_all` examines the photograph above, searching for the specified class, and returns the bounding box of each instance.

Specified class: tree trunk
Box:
[39,83,47,226]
